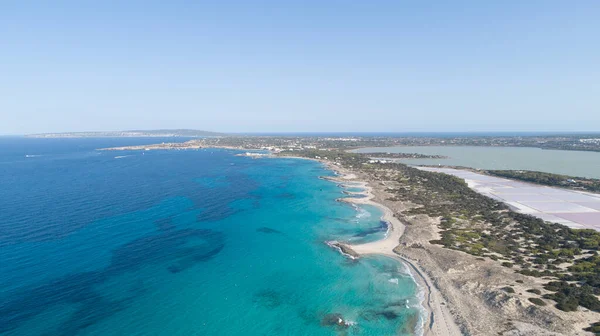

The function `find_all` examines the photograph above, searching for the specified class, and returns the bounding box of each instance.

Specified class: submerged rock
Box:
[378,310,399,320]
[256,227,283,234]
[252,289,283,309]
[321,313,348,328]
[360,309,401,321]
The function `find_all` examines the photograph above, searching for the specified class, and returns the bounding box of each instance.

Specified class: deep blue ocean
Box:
[0,138,421,336]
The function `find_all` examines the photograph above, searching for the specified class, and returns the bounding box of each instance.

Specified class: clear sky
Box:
[1,1,599,134]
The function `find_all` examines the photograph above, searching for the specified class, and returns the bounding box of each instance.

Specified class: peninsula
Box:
[95,133,600,152]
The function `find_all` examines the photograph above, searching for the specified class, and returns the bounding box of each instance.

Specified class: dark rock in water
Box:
[379,310,399,320]
[196,207,240,222]
[383,301,406,309]
[253,289,283,308]
[327,241,360,259]
[256,227,283,234]
[352,221,388,238]
[321,313,348,328]
[361,309,400,321]
[343,258,360,267]
[166,243,225,274]
[107,228,223,274]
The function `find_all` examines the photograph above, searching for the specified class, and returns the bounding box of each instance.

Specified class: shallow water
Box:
[0,138,421,336]
[354,146,600,178]
[345,187,367,193]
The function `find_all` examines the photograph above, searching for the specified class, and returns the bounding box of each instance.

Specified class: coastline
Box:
[281,154,461,336]
[229,153,447,334]
[319,161,463,336]
[93,144,599,335]
[312,157,598,336]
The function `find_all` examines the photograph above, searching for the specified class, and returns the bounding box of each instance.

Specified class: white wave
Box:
[325,240,359,260]
[401,264,427,336]
[395,259,412,275]
[25,154,42,158]
[355,208,371,219]
[114,155,131,159]
[388,278,399,284]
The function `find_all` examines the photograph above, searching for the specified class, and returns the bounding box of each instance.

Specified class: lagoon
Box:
[354,146,600,179]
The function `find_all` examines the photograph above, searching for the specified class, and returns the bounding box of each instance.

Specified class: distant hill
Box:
[26,129,224,138]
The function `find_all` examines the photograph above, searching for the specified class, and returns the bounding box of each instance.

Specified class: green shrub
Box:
[528,298,546,306]
[584,322,600,334]
[502,286,515,293]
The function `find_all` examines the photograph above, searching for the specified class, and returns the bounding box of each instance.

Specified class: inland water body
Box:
[354,146,600,179]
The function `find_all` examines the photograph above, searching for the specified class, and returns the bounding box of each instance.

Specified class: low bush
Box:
[528,298,546,306]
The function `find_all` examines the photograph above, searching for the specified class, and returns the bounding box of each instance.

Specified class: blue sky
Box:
[1,1,599,134]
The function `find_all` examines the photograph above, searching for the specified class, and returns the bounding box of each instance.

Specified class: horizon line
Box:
[4,130,600,137]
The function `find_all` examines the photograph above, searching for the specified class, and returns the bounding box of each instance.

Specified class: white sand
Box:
[336,178,462,336]
[279,158,463,336]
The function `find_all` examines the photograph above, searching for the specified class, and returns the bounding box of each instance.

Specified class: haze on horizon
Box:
[1,1,599,135]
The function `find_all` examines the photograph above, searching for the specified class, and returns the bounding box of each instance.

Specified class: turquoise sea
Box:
[0,138,421,336]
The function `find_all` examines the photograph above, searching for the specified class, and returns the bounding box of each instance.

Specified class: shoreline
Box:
[310,158,463,336]
[313,157,598,335]
[95,145,597,334]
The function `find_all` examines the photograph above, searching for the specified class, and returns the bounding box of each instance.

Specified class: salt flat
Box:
[418,167,600,231]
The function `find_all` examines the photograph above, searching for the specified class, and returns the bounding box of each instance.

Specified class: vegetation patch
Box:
[528,298,546,306]
[502,286,515,294]
[487,170,600,193]
[543,281,600,312]
[584,322,600,334]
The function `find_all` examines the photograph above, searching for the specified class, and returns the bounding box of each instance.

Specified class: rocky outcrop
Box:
[326,241,360,259]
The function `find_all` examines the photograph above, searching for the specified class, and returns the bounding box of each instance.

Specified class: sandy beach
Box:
[315,159,599,336]
[322,162,463,336]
